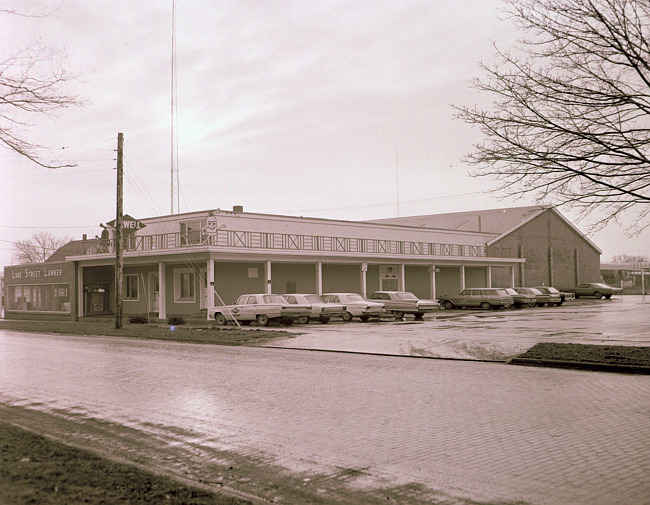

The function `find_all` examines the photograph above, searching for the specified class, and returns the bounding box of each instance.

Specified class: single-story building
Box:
[2,205,601,321]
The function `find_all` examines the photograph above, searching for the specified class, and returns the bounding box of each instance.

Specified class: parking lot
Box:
[266,295,650,361]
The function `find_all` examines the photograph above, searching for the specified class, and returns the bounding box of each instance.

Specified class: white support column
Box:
[77,264,84,318]
[399,263,406,291]
[316,262,323,295]
[511,265,516,288]
[207,257,215,308]
[265,260,272,294]
[460,265,466,291]
[158,262,166,321]
[487,266,492,288]
[361,263,368,298]
[429,265,437,300]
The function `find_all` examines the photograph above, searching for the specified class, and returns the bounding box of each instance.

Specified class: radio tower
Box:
[170,0,180,214]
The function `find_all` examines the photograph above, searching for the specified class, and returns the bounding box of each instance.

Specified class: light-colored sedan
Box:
[504,288,536,308]
[513,287,546,307]
[567,282,623,299]
[208,294,310,326]
[532,286,565,306]
[321,293,386,322]
[283,293,347,324]
[368,291,440,319]
[439,288,514,310]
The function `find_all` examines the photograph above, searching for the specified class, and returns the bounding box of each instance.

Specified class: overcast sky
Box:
[1,0,648,268]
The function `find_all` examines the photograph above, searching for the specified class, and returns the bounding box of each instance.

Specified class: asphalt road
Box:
[1,329,648,505]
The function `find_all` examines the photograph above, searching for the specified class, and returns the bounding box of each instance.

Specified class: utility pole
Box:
[115,132,124,329]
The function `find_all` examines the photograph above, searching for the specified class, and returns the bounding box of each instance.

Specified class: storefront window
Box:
[7,284,70,312]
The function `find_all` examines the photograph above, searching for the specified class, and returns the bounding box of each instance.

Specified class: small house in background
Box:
[600,263,649,294]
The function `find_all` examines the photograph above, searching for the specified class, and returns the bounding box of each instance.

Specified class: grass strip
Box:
[0,319,290,346]
[0,422,250,505]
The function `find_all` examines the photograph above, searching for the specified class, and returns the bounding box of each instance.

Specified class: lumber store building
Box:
[2,205,601,321]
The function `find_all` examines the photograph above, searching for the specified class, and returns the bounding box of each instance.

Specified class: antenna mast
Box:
[170,0,180,214]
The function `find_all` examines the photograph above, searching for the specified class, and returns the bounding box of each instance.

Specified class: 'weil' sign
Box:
[106,214,146,234]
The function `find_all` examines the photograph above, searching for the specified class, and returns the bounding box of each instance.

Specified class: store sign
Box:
[11,266,63,279]
[106,214,146,234]
[6,262,72,284]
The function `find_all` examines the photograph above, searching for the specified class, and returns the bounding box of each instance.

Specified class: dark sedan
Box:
[568,283,622,299]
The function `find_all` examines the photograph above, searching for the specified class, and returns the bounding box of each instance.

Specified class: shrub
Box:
[128,315,149,324]
[167,316,186,325]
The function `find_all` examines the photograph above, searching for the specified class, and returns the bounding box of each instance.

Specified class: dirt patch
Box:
[0,319,294,346]
[515,343,650,366]
[0,421,249,505]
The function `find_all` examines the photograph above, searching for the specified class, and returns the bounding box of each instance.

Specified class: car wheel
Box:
[215,313,227,325]
[536,302,545,307]
[319,316,331,324]
[527,301,536,308]
[359,316,370,322]
[256,314,269,326]
[605,294,612,299]
[297,315,310,325]
[392,311,404,319]
[414,312,425,320]
[443,300,454,310]
[480,302,491,310]
[594,291,603,299]
[342,311,354,322]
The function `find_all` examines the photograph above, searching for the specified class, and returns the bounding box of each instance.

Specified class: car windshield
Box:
[495,289,509,295]
[546,287,560,293]
[304,294,324,303]
[396,292,418,300]
[263,295,286,304]
[505,289,517,295]
[346,294,365,301]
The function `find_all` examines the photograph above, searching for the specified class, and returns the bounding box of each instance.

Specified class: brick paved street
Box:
[0,331,649,504]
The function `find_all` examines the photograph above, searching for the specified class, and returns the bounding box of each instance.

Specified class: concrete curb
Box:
[508,357,650,374]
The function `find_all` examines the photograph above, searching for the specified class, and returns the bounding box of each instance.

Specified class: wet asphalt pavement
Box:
[1,298,649,505]
[268,295,650,360]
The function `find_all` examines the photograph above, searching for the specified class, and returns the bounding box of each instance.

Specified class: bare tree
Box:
[14,231,71,264]
[1,5,82,168]
[611,254,649,263]
[455,0,650,233]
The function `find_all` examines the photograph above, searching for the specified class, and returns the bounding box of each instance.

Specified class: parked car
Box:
[368,291,439,319]
[535,286,575,305]
[438,288,514,310]
[208,294,310,326]
[567,282,623,299]
[503,288,536,308]
[321,293,386,322]
[512,287,547,307]
[283,293,347,323]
